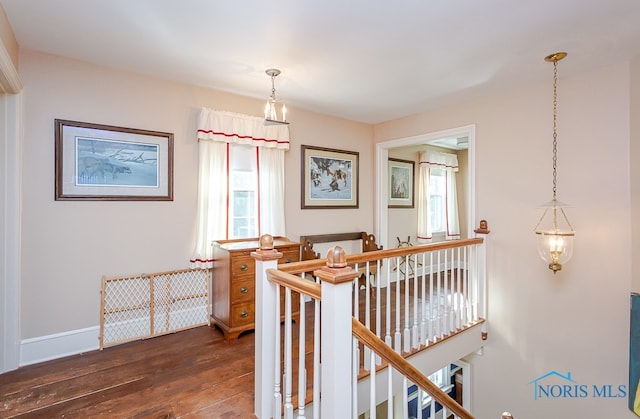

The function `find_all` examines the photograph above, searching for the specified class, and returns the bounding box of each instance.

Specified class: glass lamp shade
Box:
[264,96,278,121]
[264,97,287,124]
[534,199,575,273]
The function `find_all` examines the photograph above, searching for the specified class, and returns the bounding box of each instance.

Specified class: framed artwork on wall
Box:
[55,119,174,201]
[301,145,359,209]
[388,158,415,208]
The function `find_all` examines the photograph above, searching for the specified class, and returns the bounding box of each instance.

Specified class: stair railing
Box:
[253,233,488,418]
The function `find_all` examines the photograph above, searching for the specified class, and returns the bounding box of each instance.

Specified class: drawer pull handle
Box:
[240,264,248,271]
[285,258,292,263]
[240,311,248,318]
[240,287,248,294]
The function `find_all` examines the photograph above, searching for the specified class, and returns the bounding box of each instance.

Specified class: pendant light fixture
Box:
[263,68,289,125]
[534,52,575,274]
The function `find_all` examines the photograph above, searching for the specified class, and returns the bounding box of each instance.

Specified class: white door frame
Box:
[375,125,477,250]
[0,91,23,373]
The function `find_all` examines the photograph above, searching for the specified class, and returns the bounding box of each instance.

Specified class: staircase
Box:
[253,233,489,418]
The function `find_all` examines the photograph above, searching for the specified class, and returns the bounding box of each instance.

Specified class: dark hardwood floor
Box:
[1,280,458,418]
[0,325,257,418]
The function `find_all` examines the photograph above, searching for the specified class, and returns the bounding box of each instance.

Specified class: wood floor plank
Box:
[0,284,440,418]
[0,325,257,418]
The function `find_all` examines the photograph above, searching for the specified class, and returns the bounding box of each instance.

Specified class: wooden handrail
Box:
[278,259,326,276]
[352,318,475,419]
[266,268,322,300]
[278,237,484,276]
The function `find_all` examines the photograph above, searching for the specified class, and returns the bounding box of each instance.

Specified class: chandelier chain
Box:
[271,75,276,98]
[552,59,558,201]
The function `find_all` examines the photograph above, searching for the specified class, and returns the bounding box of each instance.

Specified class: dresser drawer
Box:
[231,302,255,326]
[279,249,300,265]
[231,279,255,303]
[231,255,255,278]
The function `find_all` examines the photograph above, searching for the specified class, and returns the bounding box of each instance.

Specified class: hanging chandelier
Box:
[263,68,289,125]
[534,52,575,274]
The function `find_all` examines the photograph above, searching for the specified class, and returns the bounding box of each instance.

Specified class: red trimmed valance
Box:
[197,108,290,150]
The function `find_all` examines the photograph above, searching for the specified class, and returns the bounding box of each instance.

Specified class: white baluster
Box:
[297,296,306,419]
[376,258,382,365]
[385,259,392,347]
[436,250,442,339]
[284,288,293,419]
[364,261,372,371]
[445,248,451,335]
[274,284,282,419]
[412,252,419,349]
[369,346,377,419]
[403,255,411,352]
[428,252,434,344]
[313,297,320,419]
[462,246,468,326]
[420,252,427,347]
[394,257,401,353]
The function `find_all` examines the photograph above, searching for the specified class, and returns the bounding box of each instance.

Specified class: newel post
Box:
[253,234,282,419]
[474,220,490,341]
[313,246,359,418]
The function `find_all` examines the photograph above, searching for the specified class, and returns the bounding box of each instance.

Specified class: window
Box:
[420,364,462,408]
[229,145,258,239]
[191,108,289,268]
[428,168,446,233]
[229,175,257,239]
[417,150,460,242]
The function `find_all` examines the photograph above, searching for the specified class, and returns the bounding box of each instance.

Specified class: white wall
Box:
[374,63,634,418]
[16,50,373,362]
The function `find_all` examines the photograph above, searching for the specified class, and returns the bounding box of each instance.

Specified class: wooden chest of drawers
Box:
[211,237,300,341]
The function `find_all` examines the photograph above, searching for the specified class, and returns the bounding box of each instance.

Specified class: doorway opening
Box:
[375,125,476,250]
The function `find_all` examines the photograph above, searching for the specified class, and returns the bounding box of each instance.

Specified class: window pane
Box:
[229,169,257,239]
[231,190,256,238]
[429,170,446,233]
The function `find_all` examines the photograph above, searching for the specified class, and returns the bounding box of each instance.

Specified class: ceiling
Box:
[2,0,640,124]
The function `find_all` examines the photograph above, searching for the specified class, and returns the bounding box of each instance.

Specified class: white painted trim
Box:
[19,302,210,367]
[375,125,477,250]
[20,326,101,367]
[0,37,22,94]
[455,358,473,413]
[1,92,22,373]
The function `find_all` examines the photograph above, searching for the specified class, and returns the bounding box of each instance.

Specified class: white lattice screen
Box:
[100,268,210,349]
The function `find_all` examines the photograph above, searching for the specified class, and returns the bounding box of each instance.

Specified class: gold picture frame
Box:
[301,145,359,209]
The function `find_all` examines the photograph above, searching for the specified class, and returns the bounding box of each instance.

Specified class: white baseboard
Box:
[19,304,209,366]
[20,325,100,367]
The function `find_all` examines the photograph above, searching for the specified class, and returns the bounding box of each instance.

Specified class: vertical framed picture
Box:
[388,158,415,208]
[301,145,359,209]
[55,119,174,201]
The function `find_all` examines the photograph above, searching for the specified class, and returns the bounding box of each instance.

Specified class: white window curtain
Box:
[190,108,290,268]
[416,150,460,243]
